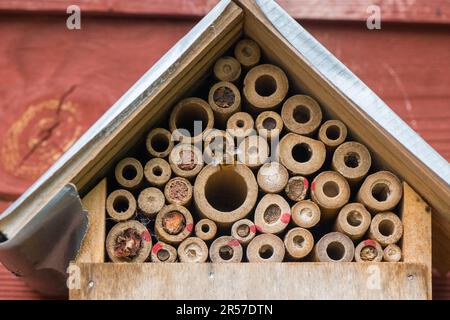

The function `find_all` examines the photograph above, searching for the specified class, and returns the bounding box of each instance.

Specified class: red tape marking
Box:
[311,181,315,191]
[303,178,309,190]
[152,242,163,254]
[364,240,377,247]
[228,239,241,247]
[249,225,257,234]
[186,223,193,232]
[281,213,291,224]
[255,225,263,232]
[141,230,151,243]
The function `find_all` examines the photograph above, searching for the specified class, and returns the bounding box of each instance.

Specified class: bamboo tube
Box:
[177,237,208,263]
[231,219,256,245]
[208,81,241,127]
[164,177,193,207]
[194,164,258,227]
[234,39,261,68]
[333,203,371,241]
[247,234,285,262]
[291,200,321,229]
[203,129,234,166]
[354,239,383,262]
[257,162,289,194]
[195,218,218,242]
[150,241,177,263]
[213,56,241,83]
[285,176,309,201]
[106,220,152,263]
[106,189,136,222]
[284,227,314,260]
[383,244,402,262]
[237,135,269,169]
[331,142,371,185]
[114,157,144,190]
[278,133,326,176]
[144,158,171,188]
[311,171,351,220]
[281,95,322,136]
[169,97,214,144]
[169,143,203,180]
[145,128,174,158]
[255,111,283,141]
[209,236,243,263]
[155,204,193,245]
[318,120,347,152]
[313,232,355,262]
[368,212,403,247]
[254,194,291,234]
[243,64,289,114]
[226,111,255,140]
[357,171,403,213]
[137,187,165,218]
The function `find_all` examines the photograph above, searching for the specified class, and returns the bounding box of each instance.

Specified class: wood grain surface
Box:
[0,2,449,300]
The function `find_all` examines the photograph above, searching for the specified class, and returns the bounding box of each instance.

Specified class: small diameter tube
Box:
[209,236,243,263]
[318,120,347,152]
[151,241,177,263]
[247,234,285,262]
[279,133,326,176]
[284,227,314,260]
[114,157,144,190]
[177,237,208,263]
[255,111,283,141]
[311,171,351,220]
[383,244,402,262]
[254,194,291,234]
[237,135,269,170]
[194,218,218,242]
[356,171,403,213]
[285,176,309,202]
[231,219,256,245]
[368,212,403,247]
[164,177,193,207]
[106,220,152,263]
[137,187,165,218]
[226,111,255,140]
[155,204,193,245]
[257,162,289,194]
[281,95,322,136]
[146,128,174,158]
[144,158,171,188]
[331,141,371,186]
[214,56,241,83]
[354,239,383,262]
[291,200,321,229]
[234,38,261,69]
[106,189,136,222]
[313,232,355,262]
[333,203,371,241]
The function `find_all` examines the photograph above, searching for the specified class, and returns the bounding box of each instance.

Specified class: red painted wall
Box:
[0,5,449,300]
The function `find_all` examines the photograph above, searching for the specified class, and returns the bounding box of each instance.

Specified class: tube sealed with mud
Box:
[254,194,291,234]
[169,143,204,180]
[137,187,165,218]
[106,189,136,222]
[354,239,383,262]
[194,164,258,227]
[114,157,144,190]
[284,227,314,260]
[313,232,354,262]
[257,162,289,194]
[281,95,322,136]
[356,171,402,213]
[285,176,309,202]
[151,241,177,263]
[164,177,193,207]
[247,234,285,262]
[106,220,152,263]
[209,236,243,263]
[208,81,241,127]
[155,204,193,245]
[243,64,289,114]
[234,39,261,68]
[177,237,208,263]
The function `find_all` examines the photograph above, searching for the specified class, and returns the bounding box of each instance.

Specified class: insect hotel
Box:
[0,0,449,300]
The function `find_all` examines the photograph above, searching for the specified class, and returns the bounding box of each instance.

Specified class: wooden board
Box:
[69,262,428,300]
[1,0,448,24]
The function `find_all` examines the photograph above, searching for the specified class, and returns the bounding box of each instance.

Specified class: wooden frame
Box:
[69,0,433,300]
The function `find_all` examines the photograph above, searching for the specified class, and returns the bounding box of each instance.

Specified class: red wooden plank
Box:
[0,0,449,24]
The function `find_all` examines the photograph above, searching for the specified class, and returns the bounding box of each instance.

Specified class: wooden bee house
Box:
[0,0,448,300]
